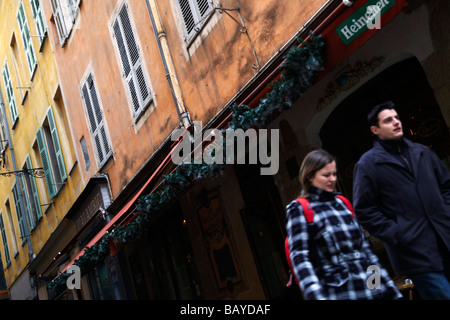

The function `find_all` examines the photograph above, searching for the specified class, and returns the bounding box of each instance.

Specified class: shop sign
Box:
[337,0,396,45]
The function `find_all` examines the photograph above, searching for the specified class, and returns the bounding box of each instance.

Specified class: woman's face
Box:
[310,161,337,192]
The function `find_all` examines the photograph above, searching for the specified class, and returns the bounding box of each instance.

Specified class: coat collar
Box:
[373,138,424,172]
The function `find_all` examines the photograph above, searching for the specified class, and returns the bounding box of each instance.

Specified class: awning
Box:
[59,143,178,274]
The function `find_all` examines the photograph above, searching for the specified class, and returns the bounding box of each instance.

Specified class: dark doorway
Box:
[235,164,302,299]
[320,57,450,200]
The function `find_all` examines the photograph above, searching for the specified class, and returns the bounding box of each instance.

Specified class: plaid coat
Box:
[286,186,402,300]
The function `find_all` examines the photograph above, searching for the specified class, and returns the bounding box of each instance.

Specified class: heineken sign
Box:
[337,0,395,45]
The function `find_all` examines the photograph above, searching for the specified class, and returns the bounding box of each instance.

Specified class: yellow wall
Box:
[0,0,82,292]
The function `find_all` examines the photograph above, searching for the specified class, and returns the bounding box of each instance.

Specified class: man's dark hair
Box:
[367,101,396,127]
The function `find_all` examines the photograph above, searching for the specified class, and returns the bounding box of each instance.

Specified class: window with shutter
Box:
[36,127,56,199]
[2,63,19,126]
[49,0,80,47]
[0,214,11,266]
[81,73,112,168]
[177,0,214,43]
[20,155,42,231]
[17,1,37,77]
[35,106,67,199]
[113,4,151,118]
[47,107,67,182]
[12,183,27,244]
[29,0,48,48]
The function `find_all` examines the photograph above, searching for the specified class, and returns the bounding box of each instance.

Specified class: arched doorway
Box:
[320,57,450,200]
[319,57,450,277]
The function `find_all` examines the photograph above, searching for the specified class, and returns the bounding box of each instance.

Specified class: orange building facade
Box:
[5,0,448,300]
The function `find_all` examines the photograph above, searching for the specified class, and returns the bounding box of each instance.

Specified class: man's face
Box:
[370,109,403,140]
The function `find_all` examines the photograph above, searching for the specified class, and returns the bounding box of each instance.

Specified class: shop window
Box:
[146,208,203,299]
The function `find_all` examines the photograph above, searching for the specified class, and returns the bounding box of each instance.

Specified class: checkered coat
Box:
[286,186,402,300]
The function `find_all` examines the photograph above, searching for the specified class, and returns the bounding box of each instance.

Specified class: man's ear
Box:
[370,125,379,135]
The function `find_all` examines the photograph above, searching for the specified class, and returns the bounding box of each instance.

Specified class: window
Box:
[2,62,19,126]
[4,201,19,257]
[29,0,48,49]
[36,106,67,199]
[112,3,152,118]
[20,155,42,230]
[176,0,214,43]
[17,1,37,77]
[49,0,81,47]
[80,136,90,170]
[81,74,112,168]
[0,214,11,266]
[0,104,8,152]
[12,183,27,245]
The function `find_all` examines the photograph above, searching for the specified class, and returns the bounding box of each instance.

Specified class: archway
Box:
[320,57,450,199]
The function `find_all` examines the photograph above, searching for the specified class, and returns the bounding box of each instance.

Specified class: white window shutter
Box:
[17,2,37,76]
[81,74,112,167]
[113,4,151,117]
[178,0,213,42]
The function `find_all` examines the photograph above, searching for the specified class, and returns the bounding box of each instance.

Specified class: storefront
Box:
[46,0,450,300]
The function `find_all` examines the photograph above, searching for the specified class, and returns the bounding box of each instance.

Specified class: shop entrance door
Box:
[235,164,302,299]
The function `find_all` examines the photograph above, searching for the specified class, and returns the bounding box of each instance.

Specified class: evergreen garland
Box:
[47,34,326,294]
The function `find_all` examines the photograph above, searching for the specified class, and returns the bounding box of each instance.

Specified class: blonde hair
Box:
[299,149,336,197]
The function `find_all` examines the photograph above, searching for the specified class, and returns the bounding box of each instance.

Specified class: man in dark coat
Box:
[353,101,450,299]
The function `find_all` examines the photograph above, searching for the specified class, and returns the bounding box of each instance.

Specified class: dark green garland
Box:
[47,34,326,294]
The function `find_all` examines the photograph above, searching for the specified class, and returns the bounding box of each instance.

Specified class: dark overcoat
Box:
[286,186,401,300]
[353,138,450,276]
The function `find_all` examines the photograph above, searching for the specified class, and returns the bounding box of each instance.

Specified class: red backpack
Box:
[285,195,354,286]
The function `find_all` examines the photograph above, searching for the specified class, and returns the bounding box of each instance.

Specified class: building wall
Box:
[0,0,81,299]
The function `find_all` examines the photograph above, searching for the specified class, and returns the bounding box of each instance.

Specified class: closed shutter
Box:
[113,4,151,117]
[0,215,11,265]
[26,155,42,220]
[19,174,35,230]
[30,0,48,47]
[81,74,112,167]
[36,127,56,199]
[12,184,27,243]
[17,1,37,76]
[2,63,18,125]
[179,0,196,38]
[178,0,213,42]
[47,107,67,182]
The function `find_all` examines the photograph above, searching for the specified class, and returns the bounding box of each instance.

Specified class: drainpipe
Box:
[145,0,192,129]
[0,93,34,261]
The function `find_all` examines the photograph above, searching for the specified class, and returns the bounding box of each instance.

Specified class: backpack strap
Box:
[295,195,354,223]
[335,194,355,218]
[295,198,314,223]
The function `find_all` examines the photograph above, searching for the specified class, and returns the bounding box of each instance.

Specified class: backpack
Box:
[285,195,354,287]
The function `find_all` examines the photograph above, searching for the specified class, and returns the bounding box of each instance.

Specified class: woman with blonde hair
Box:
[285,149,401,300]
